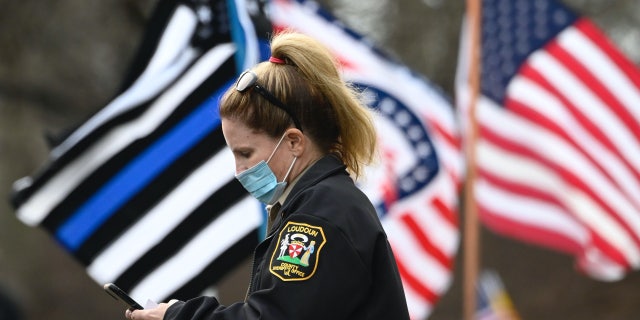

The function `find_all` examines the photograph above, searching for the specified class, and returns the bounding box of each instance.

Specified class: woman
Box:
[126,31,409,320]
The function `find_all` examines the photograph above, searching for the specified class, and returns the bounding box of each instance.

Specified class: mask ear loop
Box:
[267,132,297,183]
[267,133,288,163]
[282,157,297,182]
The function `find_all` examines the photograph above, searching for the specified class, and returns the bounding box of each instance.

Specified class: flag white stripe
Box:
[578,246,629,281]
[87,149,236,283]
[401,283,431,320]
[567,186,640,268]
[558,27,640,120]
[17,43,236,226]
[347,69,458,143]
[387,175,458,256]
[51,6,200,159]
[129,197,262,302]
[384,219,451,293]
[139,5,199,81]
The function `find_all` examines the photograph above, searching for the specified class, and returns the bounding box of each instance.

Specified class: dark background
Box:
[0,0,639,319]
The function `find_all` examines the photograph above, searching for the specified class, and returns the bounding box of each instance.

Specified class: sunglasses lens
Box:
[235,71,257,92]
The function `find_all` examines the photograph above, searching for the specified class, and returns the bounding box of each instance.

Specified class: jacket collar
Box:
[266,154,347,235]
[285,154,347,204]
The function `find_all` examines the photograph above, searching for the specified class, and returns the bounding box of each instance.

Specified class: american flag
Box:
[457,0,640,281]
[269,0,463,318]
[475,270,520,320]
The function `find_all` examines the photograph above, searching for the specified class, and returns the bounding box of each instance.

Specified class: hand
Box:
[125,300,177,320]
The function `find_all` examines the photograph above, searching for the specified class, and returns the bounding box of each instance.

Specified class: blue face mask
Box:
[235,133,297,205]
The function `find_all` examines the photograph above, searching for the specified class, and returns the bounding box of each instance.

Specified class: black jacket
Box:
[165,155,410,319]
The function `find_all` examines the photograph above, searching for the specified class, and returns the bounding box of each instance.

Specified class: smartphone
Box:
[103,283,144,310]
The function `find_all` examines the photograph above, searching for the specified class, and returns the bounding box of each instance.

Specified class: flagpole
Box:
[463,0,481,319]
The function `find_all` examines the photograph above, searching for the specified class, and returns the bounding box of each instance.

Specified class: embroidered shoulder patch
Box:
[270,221,326,281]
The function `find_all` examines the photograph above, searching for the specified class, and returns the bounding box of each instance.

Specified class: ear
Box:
[284,128,305,157]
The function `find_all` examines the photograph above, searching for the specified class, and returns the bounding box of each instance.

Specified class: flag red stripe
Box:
[401,211,453,269]
[432,196,458,228]
[394,254,440,305]
[479,204,582,255]
[424,115,464,189]
[588,227,633,268]
[479,166,569,218]
[426,115,461,152]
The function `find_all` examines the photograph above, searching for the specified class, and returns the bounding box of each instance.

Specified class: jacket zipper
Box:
[244,234,275,301]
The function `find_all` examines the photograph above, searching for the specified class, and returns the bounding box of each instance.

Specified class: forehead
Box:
[221,117,273,148]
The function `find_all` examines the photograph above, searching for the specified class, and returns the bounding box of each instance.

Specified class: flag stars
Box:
[534,12,550,39]
[412,166,430,183]
[399,164,431,192]
[377,96,434,162]
[196,6,212,23]
[497,0,511,16]
[361,89,378,108]
[400,177,417,193]
[516,38,530,55]
[514,0,529,12]
[498,27,513,48]
[358,85,438,197]
[416,142,432,158]
[379,97,397,115]
[552,9,571,28]
[480,0,576,103]
[394,110,411,128]
[501,62,515,77]
[407,125,424,142]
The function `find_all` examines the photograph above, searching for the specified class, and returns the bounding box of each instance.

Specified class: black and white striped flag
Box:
[11,0,270,303]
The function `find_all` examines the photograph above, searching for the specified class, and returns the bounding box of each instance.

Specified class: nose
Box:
[234,160,248,175]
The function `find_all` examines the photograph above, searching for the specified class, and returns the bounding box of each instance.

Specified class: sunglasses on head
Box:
[235,70,302,130]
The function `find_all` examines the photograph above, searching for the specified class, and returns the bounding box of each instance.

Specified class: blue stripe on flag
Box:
[227,0,247,74]
[56,89,227,251]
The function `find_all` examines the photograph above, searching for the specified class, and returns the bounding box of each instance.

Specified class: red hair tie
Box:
[269,56,285,64]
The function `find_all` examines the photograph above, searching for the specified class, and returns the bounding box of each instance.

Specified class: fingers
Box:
[123,304,169,320]
[125,308,144,320]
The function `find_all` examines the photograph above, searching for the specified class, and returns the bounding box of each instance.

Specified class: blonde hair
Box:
[220,31,377,178]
